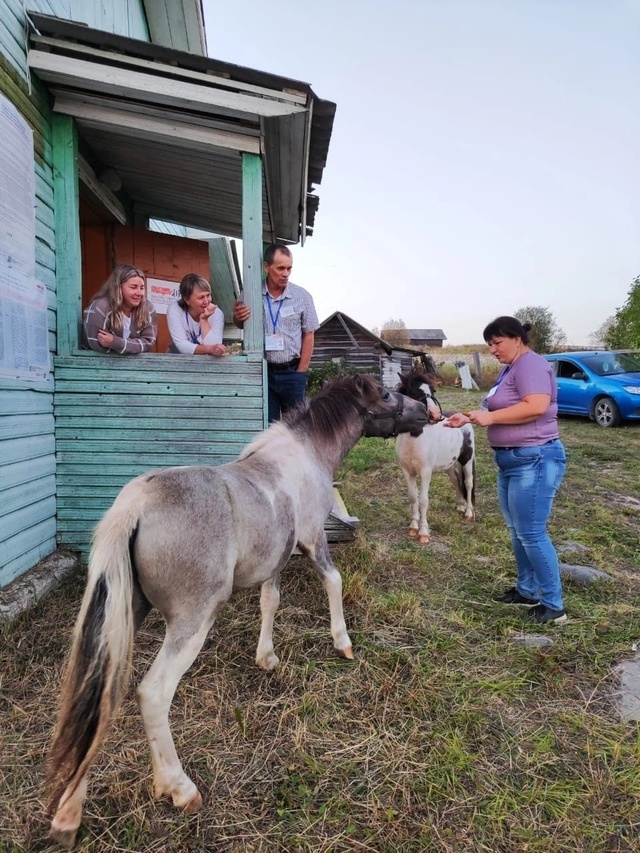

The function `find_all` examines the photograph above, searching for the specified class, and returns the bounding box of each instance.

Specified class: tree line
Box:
[377,274,640,353]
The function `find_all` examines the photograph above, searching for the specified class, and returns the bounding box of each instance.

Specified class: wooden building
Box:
[406,328,447,348]
[311,312,414,387]
[0,1,335,584]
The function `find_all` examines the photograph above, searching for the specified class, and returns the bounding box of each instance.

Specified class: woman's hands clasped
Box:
[97,329,115,349]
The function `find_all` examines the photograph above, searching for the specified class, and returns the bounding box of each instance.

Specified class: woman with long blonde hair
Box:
[83,264,157,353]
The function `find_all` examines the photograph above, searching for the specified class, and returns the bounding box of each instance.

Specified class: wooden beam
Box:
[31,36,307,105]
[337,313,360,348]
[241,153,264,362]
[28,50,306,119]
[241,154,264,362]
[51,114,81,356]
[300,100,313,246]
[241,154,267,425]
[53,94,260,154]
[77,153,127,225]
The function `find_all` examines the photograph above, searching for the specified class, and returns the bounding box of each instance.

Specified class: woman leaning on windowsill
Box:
[166,272,227,357]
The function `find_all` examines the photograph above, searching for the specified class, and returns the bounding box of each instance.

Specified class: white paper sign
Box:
[147,277,180,314]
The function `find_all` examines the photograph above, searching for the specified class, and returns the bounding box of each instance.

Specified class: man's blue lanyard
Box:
[265,294,284,334]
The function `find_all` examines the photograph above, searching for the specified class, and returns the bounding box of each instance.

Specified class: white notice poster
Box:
[147,277,180,315]
[0,93,50,381]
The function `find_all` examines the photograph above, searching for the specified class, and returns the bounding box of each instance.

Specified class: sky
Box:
[202,0,639,345]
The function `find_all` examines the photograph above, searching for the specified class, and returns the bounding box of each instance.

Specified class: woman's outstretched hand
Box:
[442,412,470,428]
[444,410,493,427]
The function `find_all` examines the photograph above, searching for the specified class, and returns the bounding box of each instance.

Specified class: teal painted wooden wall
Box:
[54,355,266,556]
[0,3,57,585]
[29,1,149,46]
[0,0,149,586]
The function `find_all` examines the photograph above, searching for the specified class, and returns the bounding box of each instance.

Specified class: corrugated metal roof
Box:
[27,13,335,243]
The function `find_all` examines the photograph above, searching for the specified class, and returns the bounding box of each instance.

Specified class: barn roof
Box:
[319,311,394,354]
[405,329,447,340]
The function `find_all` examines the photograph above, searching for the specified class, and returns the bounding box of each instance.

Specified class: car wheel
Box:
[593,396,621,428]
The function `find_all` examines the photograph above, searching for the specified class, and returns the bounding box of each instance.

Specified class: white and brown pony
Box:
[46,375,428,847]
[395,370,476,544]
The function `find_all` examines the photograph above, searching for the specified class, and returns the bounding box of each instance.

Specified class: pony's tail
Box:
[47,485,143,815]
[450,462,463,500]
[454,458,476,506]
[470,457,476,506]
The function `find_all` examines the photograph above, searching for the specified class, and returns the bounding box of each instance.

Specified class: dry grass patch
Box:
[1,389,639,852]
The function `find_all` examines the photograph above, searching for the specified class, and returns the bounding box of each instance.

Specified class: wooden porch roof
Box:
[27,13,335,244]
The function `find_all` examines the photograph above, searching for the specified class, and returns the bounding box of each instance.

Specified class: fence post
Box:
[473,352,483,385]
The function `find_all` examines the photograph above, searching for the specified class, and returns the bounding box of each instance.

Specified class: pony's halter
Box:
[353,392,405,437]
[423,390,444,424]
[401,384,443,424]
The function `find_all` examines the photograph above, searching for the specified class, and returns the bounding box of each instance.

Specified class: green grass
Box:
[1,390,639,851]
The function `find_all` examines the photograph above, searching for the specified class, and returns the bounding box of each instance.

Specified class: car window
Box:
[557,360,583,379]
[582,353,640,376]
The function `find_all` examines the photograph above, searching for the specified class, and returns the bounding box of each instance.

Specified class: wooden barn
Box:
[406,328,448,348]
[0,1,335,585]
[310,312,415,387]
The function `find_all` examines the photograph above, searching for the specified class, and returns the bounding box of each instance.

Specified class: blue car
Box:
[544,350,640,427]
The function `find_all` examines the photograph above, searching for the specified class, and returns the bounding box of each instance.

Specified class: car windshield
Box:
[581,353,640,376]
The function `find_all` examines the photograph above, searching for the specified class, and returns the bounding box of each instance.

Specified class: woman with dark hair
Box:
[166,273,227,356]
[82,264,157,354]
[446,316,567,624]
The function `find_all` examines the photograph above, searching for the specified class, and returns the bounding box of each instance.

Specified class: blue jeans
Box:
[494,439,566,611]
[268,368,307,423]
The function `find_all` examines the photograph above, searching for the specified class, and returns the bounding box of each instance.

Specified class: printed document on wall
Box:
[0,93,50,381]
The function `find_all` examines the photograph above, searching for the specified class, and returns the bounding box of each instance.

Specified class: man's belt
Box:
[267,358,300,372]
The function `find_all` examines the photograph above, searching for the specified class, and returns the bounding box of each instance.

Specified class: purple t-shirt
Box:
[485,351,559,448]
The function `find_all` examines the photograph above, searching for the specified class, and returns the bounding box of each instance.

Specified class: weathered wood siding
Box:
[0,1,162,586]
[0,1,59,585]
[381,354,414,389]
[0,391,56,586]
[310,315,386,375]
[28,1,149,45]
[54,354,266,555]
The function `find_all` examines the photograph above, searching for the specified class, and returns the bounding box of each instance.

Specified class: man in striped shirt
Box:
[233,244,319,423]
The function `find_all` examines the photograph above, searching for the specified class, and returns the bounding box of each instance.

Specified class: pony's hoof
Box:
[418,535,430,545]
[183,791,203,813]
[257,652,280,672]
[407,527,418,537]
[49,826,78,849]
[464,515,474,523]
[338,645,354,660]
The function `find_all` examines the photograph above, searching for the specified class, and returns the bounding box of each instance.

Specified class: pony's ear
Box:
[354,375,365,394]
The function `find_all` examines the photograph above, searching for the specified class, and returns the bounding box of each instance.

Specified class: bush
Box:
[306,361,372,396]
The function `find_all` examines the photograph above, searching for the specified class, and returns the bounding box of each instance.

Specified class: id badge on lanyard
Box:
[265,295,285,351]
[265,334,285,351]
[483,366,510,407]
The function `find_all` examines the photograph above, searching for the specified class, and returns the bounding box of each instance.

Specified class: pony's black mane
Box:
[397,369,437,401]
[285,375,380,439]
